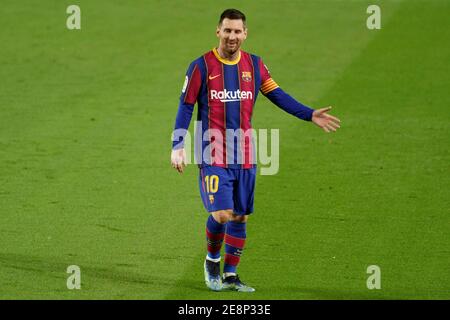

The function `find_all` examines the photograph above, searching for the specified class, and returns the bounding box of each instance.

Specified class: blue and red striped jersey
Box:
[173,48,314,169]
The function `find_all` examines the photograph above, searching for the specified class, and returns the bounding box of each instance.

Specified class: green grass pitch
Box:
[0,0,449,299]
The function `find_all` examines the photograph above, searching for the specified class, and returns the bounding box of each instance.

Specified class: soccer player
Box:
[171,9,340,292]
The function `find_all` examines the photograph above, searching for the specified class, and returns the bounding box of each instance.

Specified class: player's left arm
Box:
[259,60,340,132]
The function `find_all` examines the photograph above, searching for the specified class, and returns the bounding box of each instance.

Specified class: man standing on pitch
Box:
[171,9,340,292]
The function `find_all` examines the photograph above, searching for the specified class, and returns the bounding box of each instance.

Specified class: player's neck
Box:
[217,47,240,62]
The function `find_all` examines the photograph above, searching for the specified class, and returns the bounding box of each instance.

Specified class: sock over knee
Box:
[206,215,226,261]
[223,220,246,274]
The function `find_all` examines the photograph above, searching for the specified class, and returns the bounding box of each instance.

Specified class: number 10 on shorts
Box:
[204,175,219,193]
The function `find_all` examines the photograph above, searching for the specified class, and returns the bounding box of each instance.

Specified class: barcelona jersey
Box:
[173,48,314,169]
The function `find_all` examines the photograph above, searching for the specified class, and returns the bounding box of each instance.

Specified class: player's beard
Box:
[225,42,240,55]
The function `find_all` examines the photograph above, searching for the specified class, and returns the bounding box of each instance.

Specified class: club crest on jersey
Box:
[241,71,252,82]
[209,195,214,204]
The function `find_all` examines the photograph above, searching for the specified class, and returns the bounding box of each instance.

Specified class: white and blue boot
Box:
[204,259,222,291]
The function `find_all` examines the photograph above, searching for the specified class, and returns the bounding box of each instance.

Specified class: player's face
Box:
[216,18,247,55]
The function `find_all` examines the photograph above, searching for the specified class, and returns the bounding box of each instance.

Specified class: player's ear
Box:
[243,28,248,40]
[216,25,220,37]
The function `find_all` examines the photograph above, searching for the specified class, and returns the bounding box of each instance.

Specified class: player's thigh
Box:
[199,166,234,213]
[232,168,256,216]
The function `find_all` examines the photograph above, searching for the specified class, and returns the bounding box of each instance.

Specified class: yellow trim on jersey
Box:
[261,78,279,94]
[212,47,241,65]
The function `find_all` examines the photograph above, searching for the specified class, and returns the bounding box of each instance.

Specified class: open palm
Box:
[312,106,341,132]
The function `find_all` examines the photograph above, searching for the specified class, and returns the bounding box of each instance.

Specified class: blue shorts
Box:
[199,166,256,215]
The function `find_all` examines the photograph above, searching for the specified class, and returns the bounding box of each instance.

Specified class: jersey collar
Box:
[212,47,241,65]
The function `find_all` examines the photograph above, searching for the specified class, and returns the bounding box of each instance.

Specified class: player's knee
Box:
[211,210,233,224]
[230,213,248,223]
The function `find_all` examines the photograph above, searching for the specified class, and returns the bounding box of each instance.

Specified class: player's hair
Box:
[218,9,246,28]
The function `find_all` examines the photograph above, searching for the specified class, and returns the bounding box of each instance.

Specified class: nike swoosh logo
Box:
[208,74,221,80]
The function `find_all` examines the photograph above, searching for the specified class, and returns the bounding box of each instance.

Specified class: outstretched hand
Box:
[171,148,186,173]
[312,106,341,132]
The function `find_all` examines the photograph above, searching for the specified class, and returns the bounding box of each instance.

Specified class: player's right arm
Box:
[171,61,202,173]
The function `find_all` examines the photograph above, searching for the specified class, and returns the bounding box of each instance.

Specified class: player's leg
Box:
[222,168,256,292]
[207,210,231,261]
[223,213,248,277]
[203,209,232,291]
[199,166,234,291]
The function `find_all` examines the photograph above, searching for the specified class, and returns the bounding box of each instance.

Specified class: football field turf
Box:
[1,0,449,299]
